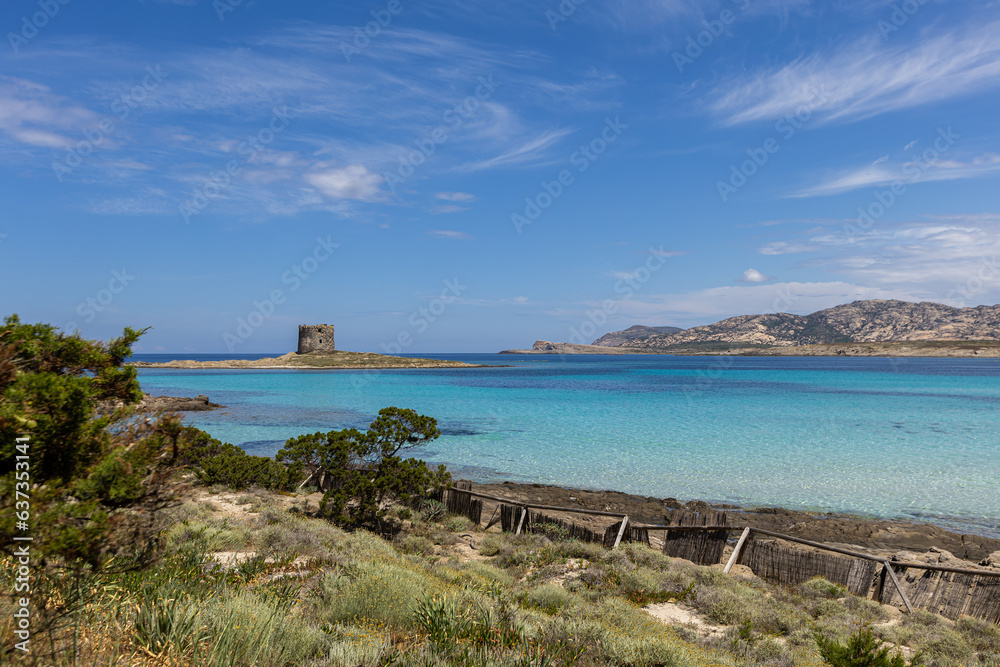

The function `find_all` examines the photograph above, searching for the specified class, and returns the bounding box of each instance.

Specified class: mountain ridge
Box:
[601,300,1000,348]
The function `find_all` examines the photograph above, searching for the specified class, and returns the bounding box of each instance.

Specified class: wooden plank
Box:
[749,528,884,562]
[612,516,630,550]
[483,504,501,531]
[632,525,734,531]
[461,490,627,518]
[724,527,751,574]
[887,561,1000,578]
[515,507,527,536]
[883,561,915,614]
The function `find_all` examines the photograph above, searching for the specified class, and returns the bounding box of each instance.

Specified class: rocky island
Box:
[131,323,488,369]
[131,350,486,369]
[502,299,1000,357]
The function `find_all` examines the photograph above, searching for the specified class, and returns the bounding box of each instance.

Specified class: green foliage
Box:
[524,583,572,614]
[132,597,210,656]
[276,407,451,527]
[316,559,449,630]
[801,577,849,599]
[815,626,908,667]
[955,615,1000,653]
[0,315,186,569]
[185,432,302,491]
[416,595,470,647]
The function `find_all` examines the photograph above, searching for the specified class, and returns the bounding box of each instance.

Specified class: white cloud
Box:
[436,191,476,202]
[426,229,472,240]
[305,164,382,201]
[758,241,818,255]
[430,204,467,214]
[0,77,95,148]
[740,268,770,282]
[649,248,686,258]
[709,21,1000,126]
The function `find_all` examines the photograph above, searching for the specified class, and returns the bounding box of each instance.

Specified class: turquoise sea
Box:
[134,354,1000,537]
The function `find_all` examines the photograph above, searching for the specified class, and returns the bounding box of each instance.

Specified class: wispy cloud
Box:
[709,21,1000,125]
[759,240,819,255]
[792,152,1000,197]
[436,191,476,202]
[0,76,95,148]
[458,127,574,171]
[426,229,472,240]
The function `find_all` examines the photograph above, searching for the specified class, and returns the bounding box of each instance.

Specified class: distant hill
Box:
[592,325,684,347]
[611,300,1000,349]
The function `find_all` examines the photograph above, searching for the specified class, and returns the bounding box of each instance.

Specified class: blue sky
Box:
[2,0,1000,353]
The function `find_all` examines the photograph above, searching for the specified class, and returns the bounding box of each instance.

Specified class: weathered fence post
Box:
[515,507,528,535]
[612,516,630,550]
[724,527,752,574]
[882,561,915,613]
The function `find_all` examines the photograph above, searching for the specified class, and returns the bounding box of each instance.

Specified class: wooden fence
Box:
[879,564,1000,623]
[660,510,729,566]
[446,482,482,524]
[740,534,878,597]
[439,484,1000,624]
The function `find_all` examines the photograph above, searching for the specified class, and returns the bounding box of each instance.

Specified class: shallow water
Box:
[135,353,1000,537]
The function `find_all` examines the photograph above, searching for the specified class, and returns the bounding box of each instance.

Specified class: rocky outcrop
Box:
[131,351,483,369]
[139,394,223,412]
[499,341,654,355]
[592,325,683,347]
[614,300,1000,349]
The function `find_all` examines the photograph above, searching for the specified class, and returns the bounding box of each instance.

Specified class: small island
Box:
[131,323,487,369]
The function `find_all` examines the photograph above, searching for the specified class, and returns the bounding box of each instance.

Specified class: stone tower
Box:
[297,324,335,354]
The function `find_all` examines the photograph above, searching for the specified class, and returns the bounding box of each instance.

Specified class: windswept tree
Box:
[0,316,198,659]
[277,407,450,527]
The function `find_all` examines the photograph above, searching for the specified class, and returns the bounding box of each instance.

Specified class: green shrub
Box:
[842,595,891,624]
[323,624,389,667]
[132,597,209,656]
[317,560,449,630]
[814,626,907,667]
[696,581,806,635]
[446,516,471,533]
[398,534,435,557]
[955,615,1000,653]
[191,440,301,491]
[586,597,696,666]
[554,539,604,562]
[196,590,329,666]
[615,567,669,604]
[618,542,675,571]
[478,534,506,557]
[800,577,849,599]
[524,583,572,614]
[276,408,451,528]
[420,499,448,522]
